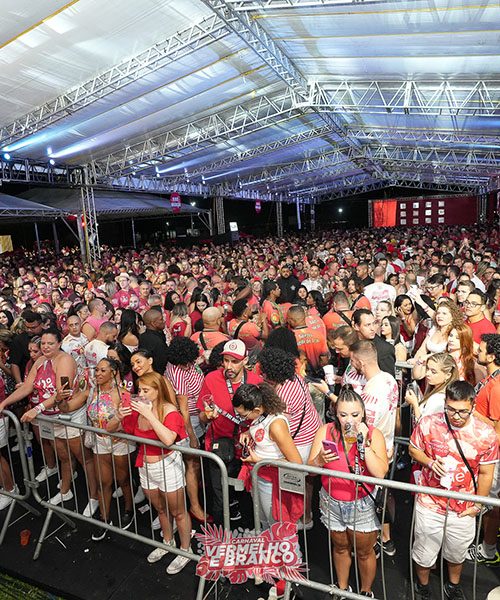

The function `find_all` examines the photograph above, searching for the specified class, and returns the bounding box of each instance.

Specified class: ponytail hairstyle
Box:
[232,382,285,415]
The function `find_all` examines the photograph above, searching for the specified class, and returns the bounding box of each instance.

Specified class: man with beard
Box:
[196,339,261,525]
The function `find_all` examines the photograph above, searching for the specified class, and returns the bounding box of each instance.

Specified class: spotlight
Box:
[49,159,55,166]
[47,147,52,155]
[190,201,196,206]
[3,153,11,160]
[338,207,343,213]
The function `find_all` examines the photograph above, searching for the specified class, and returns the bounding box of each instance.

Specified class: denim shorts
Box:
[319,487,380,533]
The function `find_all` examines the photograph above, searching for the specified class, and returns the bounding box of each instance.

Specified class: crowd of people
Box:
[0,223,499,598]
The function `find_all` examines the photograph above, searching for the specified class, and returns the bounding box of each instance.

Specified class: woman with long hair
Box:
[394,294,418,349]
[413,299,464,362]
[118,309,141,353]
[380,316,407,362]
[446,325,486,386]
[308,385,388,598]
[169,303,192,338]
[405,352,459,420]
[117,371,192,574]
[346,276,371,311]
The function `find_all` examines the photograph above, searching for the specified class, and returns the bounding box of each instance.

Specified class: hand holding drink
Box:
[344,422,358,445]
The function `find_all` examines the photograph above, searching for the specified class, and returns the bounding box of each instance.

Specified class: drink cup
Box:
[324,365,337,386]
[20,529,31,546]
[439,455,456,489]
[344,422,358,445]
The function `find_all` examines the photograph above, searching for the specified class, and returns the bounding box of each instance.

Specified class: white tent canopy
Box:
[0,0,499,203]
[0,192,64,219]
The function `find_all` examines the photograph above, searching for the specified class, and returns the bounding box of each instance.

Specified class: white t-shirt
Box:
[363,282,396,311]
[361,370,398,454]
[420,391,445,419]
[62,334,88,373]
[84,339,109,375]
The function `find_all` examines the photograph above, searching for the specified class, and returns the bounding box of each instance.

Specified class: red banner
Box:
[373,199,397,227]
[170,192,181,213]
[255,200,261,214]
[196,522,304,585]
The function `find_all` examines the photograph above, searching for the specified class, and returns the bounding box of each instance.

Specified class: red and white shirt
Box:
[165,363,204,416]
[411,413,498,514]
[275,375,321,448]
[361,371,398,454]
[341,363,366,395]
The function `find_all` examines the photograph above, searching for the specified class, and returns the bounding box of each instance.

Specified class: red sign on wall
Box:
[170,192,181,213]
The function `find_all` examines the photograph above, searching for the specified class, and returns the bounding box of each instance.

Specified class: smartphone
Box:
[60,376,70,390]
[241,443,250,459]
[322,440,339,460]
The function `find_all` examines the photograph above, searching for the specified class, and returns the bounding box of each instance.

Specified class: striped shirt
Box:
[276,375,322,447]
[341,362,366,395]
[165,363,204,416]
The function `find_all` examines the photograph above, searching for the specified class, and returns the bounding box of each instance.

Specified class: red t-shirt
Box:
[228,319,261,350]
[475,372,500,421]
[122,409,187,467]
[466,317,496,345]
[196,368,262,450]
[293,326,329,371]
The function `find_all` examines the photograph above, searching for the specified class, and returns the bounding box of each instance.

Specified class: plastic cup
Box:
[323,365,336,386]
[20,529,31,546]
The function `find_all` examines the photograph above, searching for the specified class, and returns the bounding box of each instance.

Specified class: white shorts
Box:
[297,444,312,465]
[93,435,135,456]
[412,503,476,567]
[0,416,8,448]
[53,407,87,440]
[139,451,185,493]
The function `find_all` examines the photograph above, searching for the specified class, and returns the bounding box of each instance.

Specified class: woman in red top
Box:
[308,386,388,598]
[117,371,192,575]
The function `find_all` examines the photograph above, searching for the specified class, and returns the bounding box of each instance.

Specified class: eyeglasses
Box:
[463,300,482,307]
[444,406,472,419]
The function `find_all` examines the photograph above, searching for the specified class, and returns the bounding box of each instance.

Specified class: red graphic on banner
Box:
[196,522,304,584]
[255,200,262,214]
[170,192,181,213]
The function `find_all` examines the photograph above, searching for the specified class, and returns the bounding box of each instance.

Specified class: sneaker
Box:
[48,490,74,505]
[57,471,78,489]
[0,487,18,510]
[35,465,58,483]
[360,593,375,598]
[414,581,431,600]
[152,516,161,530]
[230,510,242,522]
[112,487,123,499]
[147,538,176,563]
[381,539,396,557]
[443,582,467,600]
[134,487,145,504]
[166,551,191,575]
[91,519,111,542]
[334,583,352,600]
[83,498,99,517]
[229,498,238,508]
[121,510,134,531]
[466,545,500,566]
[11,443,19,452]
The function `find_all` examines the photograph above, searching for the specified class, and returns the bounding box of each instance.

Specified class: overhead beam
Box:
[347,126,500,147]
[227,0,425,9]
[0,13,230,149]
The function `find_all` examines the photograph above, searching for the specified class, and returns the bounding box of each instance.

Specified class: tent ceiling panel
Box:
[1,0,499,201]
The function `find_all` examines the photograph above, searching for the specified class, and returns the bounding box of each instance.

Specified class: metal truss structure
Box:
[0,14,230,149]
[227,0,425,9]
[80,184,101,264]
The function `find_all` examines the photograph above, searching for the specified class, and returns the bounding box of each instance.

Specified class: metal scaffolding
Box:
[276,200,283,237]
[80,185,101,265]
[214,195,226,234]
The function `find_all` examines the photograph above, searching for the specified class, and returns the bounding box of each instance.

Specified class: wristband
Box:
[34,403,46,415]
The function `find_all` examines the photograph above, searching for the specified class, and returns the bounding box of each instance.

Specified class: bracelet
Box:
[34,403,45,415]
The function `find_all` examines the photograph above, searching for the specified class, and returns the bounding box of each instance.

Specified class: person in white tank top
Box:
[232,383,302,531]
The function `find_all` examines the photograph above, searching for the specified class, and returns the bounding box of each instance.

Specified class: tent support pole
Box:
[76,215,87,264]
[52,221,60,254]
[60,218,80,242]
[34,222,41,256]
[131,218,136,249]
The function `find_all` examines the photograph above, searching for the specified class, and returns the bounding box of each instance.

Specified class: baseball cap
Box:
[221,339,247,360]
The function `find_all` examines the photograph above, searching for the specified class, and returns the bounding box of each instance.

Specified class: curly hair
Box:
[165,336,199,366]
[232,382,285,415]
[208,340,226,371]
[482,333,500,366]
[258,346,296,384]
[264,327,300,358]
[433,298,464,336]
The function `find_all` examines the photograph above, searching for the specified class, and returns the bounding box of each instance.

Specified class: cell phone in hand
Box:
[241,443,250,459]
[60,376,70,390]
[322,439,339,460]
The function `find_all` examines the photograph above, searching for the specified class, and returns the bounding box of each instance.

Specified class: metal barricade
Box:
[25,414,231,600]
[251,459,500,600]
[0,410,41,546]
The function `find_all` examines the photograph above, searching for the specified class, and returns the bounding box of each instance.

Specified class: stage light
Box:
[49,159,55,166]
[190,201,196,206]
[3,153,11,160]
[47,147,52,156]
[338,207,343,213]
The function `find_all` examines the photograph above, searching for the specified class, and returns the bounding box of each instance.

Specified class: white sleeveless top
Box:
[249,414,290,461]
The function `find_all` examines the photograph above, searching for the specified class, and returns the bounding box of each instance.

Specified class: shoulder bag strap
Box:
[199,332,208,351]
[233,321,246,340]
[444,413,477,493]
[335,310,352,326]
[339,430,377,502]
[291,376,308,440]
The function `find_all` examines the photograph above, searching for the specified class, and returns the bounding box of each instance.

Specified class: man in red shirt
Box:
[196,339,261,524]
[287,305,329,374]
[227,299,268,351]
[190,307,229,360]
[464,290,496,345]
[112,273,134,309]
[467,333,500,566]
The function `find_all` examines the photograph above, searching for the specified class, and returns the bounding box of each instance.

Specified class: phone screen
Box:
[322,440,339,460]
[60,376,70,389]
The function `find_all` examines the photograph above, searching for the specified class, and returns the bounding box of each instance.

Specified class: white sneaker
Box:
[134,486,145,504]
[147,538,176,563]
[83,498,99,517]
[0,487,18,510]
[36,466,58,482]
[152,516,161,530]
[11,444,19,452]
[166,551,191,575]
[48,490,74,505]
[57,471,78,489]
[112,487,123,499]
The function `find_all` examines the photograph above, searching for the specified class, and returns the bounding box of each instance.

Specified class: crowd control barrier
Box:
[23,414,231,600]
[0,410,41,546]
[251,458,500,600]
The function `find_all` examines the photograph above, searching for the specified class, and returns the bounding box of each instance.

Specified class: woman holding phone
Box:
[1,330,98,514]
[116,371,192,575]
[308,385,388,598]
